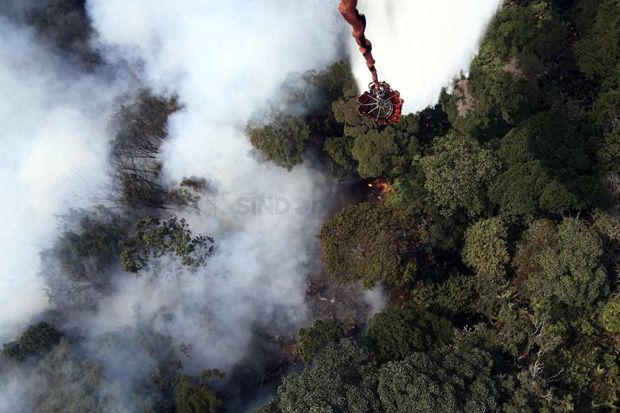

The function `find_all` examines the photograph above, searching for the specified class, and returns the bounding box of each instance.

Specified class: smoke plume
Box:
[0,15,120,337]
[83,0,343,370]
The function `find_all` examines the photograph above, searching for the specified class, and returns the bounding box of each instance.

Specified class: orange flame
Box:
[368,179,393,194]
[368,178,393,202]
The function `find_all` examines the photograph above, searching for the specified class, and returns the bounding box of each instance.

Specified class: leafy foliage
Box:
[27,339,112,412]
[515,218,609,309]
[598,293,620,333]
[247,61,357,172]
[174,370,224,413]
[350,120,420,178]
[5,1,620,412]
[121,216,214,272]
[249,114,310,170]
[274,339,379,413]
[574,0,620,81]
[367,307,453,362]
[491,111,607,216]
[297,318,344,363]
[2,322,62,362]
[378,348,500,413]
[50,207,129,284]
[266,2,620,411]
[463,217,510,279]
[319,203,418,287]
[420,132,499,217]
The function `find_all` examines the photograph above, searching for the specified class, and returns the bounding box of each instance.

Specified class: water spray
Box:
[339,0,403,125]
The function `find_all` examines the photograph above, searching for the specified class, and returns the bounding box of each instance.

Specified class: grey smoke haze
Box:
[351,0,502,113]
[0,16,120,337]
[83,0,344,370]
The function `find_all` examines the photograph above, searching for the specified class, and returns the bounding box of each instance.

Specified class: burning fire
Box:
[368,178,393,201]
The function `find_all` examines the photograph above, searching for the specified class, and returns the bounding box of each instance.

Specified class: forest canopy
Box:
[252,1,620,411]
[3,0,620,412]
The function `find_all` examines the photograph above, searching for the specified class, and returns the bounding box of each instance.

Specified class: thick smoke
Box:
[83,0,344,370]
[0,16,119,337]
[351,0,502,112]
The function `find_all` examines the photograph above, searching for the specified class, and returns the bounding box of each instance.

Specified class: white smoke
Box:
[85,0,343,369]
[351,0,502,113]
[0,365,30,412]
[364,284,388,317]
[0,17,119,338]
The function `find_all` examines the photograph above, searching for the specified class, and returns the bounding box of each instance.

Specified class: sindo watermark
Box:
[232,195,326,216]
[199,194,326,216]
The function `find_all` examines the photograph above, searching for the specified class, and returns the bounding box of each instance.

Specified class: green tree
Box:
[319,203,417,287]
[353,116,419,177]
[323,136,357,173]
[334,114,420,178]
[432,275,477,317]
[274,339,380,413]
[249,114,310,170]
[463,217,510,279]
[598,293,620,333]
[443,2,570,138]
[377,348,500,413]
[592,88,620,134]
[574,0,620,82]
[264,341,501,413]
[51,207,128,284]
[593,210,620,241]
[479,1,569,64]
[489,111,607,216]
[249,60,358,174]
[2,322,62,362]
[174,370,223,413]
[279,60,357,112]
[332,96,365,127]
[420,132,499,217]
[497,111,591,173]
[489,161,575,218]
[515,218,609,309]
[549,336,620,410]
[367,307,453,362]
[297,319,344,363]
[351,128,400,178]
[28,339,111,412]
[597,131,620,175]
[121,216,214,272]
